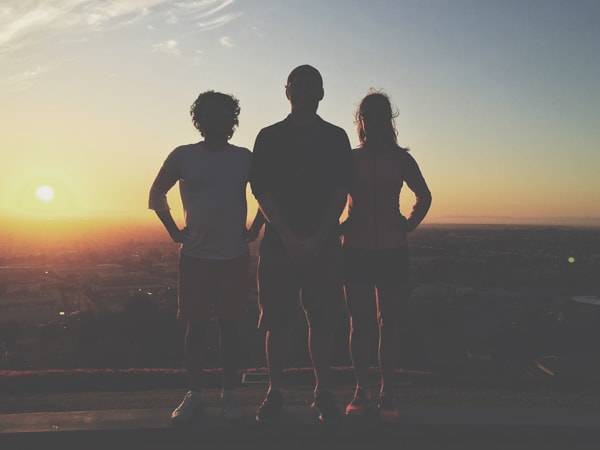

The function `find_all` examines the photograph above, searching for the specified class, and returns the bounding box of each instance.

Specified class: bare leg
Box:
[218,319,241,390]
[306,318,334,392]
[376,285,409,394]
[184,320,209,391]
[345,283,377,389]
[265,328,287,391]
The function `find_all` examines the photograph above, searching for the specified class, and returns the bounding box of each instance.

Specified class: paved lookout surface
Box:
[3,387,600,449]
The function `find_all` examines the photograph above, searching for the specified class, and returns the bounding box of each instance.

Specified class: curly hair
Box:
[190,91,240,139]
[355,89,407,151]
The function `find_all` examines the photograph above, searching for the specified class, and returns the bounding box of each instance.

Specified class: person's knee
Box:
[262,317,290,337]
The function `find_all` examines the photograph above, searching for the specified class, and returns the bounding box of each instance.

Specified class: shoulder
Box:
[171,143,199,155]
[257,119,288,138]
[164,144,195,164]
[396,147,417,165]
[227,144,252,157]
[319,118,349,141]
[253,120,288,152]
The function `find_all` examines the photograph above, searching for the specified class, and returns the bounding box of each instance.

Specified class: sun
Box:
[35,185,55,203]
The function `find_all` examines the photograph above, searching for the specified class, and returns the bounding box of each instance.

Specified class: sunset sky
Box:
[1,0,599,231]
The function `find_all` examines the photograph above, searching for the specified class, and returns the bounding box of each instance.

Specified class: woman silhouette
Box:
[342,91,431,419]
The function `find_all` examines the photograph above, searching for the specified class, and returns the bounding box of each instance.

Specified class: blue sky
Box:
[1,0,599,224]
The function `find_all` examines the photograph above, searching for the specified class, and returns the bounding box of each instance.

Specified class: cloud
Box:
[196,11,242,31]
[177,0,234,19]
[152,39,181,55]
[0,0,242,55]
[4,65,50,92]
[251,26,264,38]
[219,35,234,48]
[165,10,178,24]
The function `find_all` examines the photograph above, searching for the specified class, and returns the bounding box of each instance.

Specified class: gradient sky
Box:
[1,0,599,227]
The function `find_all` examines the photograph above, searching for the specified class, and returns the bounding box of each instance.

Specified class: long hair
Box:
[355,90,407,150]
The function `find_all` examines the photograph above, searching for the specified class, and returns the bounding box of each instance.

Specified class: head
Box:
[285,65,324,113]
[190,90,240,140]
[355,90,401,149]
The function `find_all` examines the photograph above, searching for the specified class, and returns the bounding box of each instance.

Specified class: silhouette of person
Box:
[148,91,263,424]
[342,91,431,419]
[250,65,353,424]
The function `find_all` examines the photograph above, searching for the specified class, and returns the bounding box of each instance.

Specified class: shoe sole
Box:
[345,406,370,417]
[170,407,203,426]
[255,412,283,424]
[311,405,342,425]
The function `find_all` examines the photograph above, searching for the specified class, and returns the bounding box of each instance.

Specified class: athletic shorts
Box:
[257,244,344,331]
[177,253,249,321]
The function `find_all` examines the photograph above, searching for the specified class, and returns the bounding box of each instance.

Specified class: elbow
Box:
[148,188,169,212]
[421,190,432,210]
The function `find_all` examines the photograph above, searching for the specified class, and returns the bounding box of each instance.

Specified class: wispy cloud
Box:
[152,39,180,56]
[219,35,234,48]
[165,10,178,24]
[176,0,234,19]
[251,26,264,38]
[0,0,242,55]
[4,65,50,92]
[196,11,242,31]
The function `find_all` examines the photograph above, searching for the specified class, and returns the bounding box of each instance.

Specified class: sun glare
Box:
[35,185,55,203]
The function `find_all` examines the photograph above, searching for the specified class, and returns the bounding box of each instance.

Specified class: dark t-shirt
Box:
[249,114,353,253]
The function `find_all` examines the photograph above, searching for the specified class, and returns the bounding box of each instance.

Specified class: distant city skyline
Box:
[1,0,600,229]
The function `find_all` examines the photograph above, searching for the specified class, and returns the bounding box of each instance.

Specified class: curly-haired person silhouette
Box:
[149,91,263,424]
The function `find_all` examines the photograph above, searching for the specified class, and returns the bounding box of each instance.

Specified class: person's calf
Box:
[184,320,209,391]
[265,328,287,390]
[349,321,376,388]
[218,318,241,390]
[377,320,399,394]
[307,323,334,392]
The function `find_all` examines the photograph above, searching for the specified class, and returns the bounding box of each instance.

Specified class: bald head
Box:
[285,65,324,112]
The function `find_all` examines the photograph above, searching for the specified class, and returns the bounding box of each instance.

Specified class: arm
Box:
[304,129,352,250]
[312,188,348,244]
[148,151,187,243]
[255,193,297,242]
[403,153,432,232]
[249,129,306,256]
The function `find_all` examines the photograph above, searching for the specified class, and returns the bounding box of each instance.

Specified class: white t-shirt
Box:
[149,142,251,259]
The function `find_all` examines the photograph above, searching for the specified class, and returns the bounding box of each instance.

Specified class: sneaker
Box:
[345,387,370,417]
[222,389,242,421]
[256,389,283,423]
[171,390,202,424]
[377,391,400,420]
[311,390,342,424]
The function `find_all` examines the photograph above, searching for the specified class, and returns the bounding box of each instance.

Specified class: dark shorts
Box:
[257,244,345,331]
[178,253,249,322]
